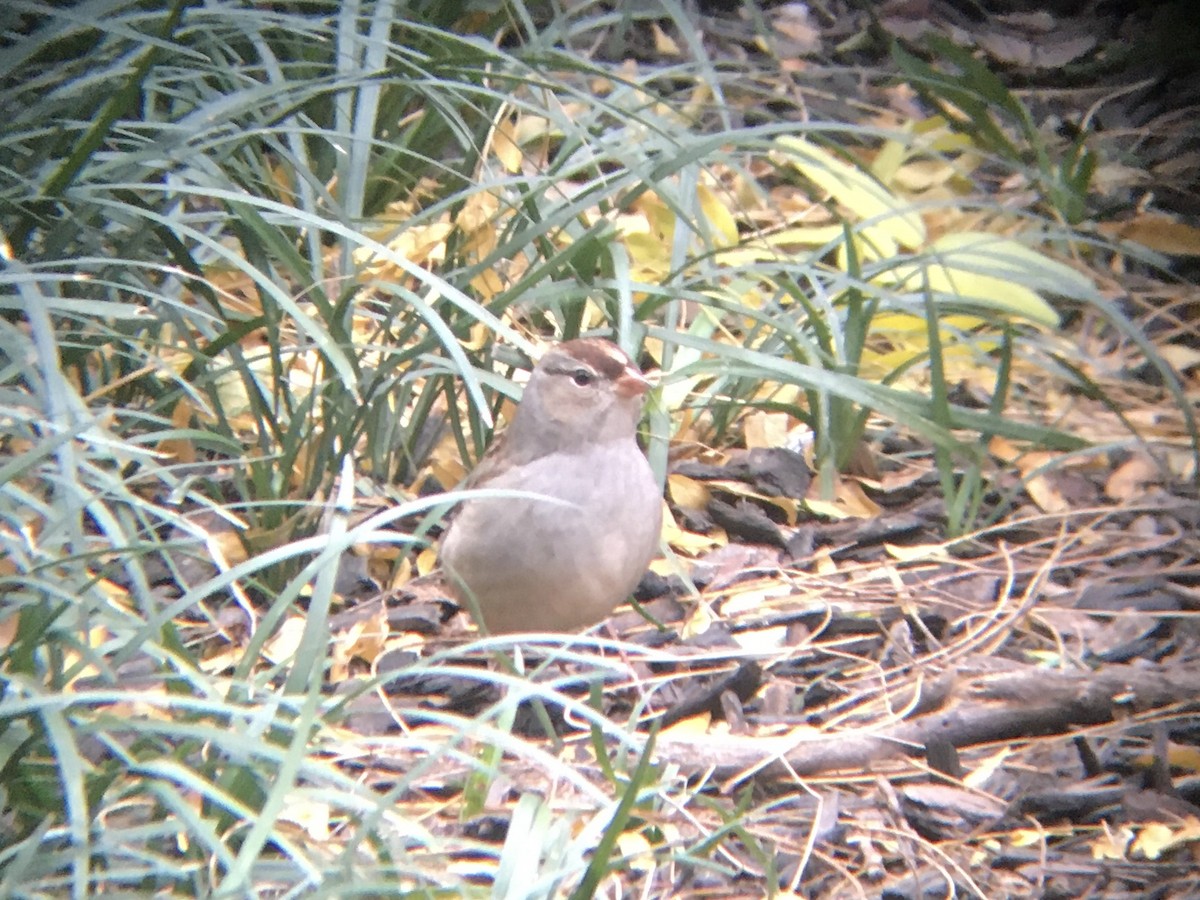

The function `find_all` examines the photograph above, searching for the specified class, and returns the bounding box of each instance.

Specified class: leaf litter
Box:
[162,2,1200,896]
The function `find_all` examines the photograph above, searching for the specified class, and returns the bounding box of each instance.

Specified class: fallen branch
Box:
[655,660,1200,784]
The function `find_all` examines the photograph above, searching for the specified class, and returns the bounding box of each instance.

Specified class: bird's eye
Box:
[571,369,594,387]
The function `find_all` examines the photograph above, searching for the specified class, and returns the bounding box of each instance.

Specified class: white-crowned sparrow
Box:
[439,338,663,634]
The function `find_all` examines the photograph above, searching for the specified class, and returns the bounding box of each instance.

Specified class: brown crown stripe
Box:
[553,338,636,380]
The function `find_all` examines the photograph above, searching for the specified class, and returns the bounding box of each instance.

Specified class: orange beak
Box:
[615,367,655,398]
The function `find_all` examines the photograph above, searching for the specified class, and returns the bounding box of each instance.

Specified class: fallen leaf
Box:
[667,474,711,511]
[886,232,1086,326]
[1099,214,1200,256]
[651,22,680,56]
[1105,454,1161,501]
[263,616,306,665]
[770,2,821,54]
[279,797,331,841]
[1025,473,1070,514]
[776,136,926,249]
[1091,823,1133,860]
[805,477,882,519]
[1130,820,1200,860]
[331,605,389,681]
[743,411,791,450]
[731,625,789,652]
[661,712,711,736]
[491,116,523,174]
[617,831,657,873]
[885,542,949,562]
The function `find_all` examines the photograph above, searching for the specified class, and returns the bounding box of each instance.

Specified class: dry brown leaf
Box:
[1099,214,1200,256]
[707,478,800,526]
[263,616,306,665]
[877,461,930,491]
[769,2,821,54]
[331,605,389,681]
[1092,823,1134,861]
[0,613,17,651]
[1024,472,1070,514]
[667,473,710,511]
[812,546,837,576]
[743,411,791,449]
[977,29,1094,69]
[805,477,882,519]
[1158,342,1200,372]
[721,584,792,616]
[1105,453,1161,501]
[650,22,680,56]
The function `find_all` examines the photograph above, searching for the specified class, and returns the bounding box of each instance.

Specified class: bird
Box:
[439,337,663,634]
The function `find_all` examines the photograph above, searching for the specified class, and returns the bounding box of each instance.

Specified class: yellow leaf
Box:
[662,507,724,555]
[511,113,557,146]
[963,748,1010,790]
[743,411,791,449]
[888,232,1095,326]
[623,231,672,281]
[871,130,910,184]
[762,224,847,248]
[1091,823,1133,860]
[680,598,716,638]
[491,116,523,174]
[1168,745,1200,773]
[711,243,783,266]
[263,616,306,665]
[617,831,657,873]
[776,136,926,249]
[706,479,800,526]
[697,182,740,246]
[279,797,331,841]
[470,266,506,300]
[884,542,950,562]
[1132,823,1177,860]
[661,712,711,736]
[1010,828,1044,848]
[812,546,838,575]
[840,225,897,265]
[916,117,976,154]
[389,222,454,267]
[892,159,960,192]
[805,478,881,519]
[805,498,847,519]
[416,545,439,577]
[331,605,388,681]
[667,474,710,511]
[650,22,681,56]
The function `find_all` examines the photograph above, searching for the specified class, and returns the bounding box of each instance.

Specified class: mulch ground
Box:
[319,2,1200,895]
